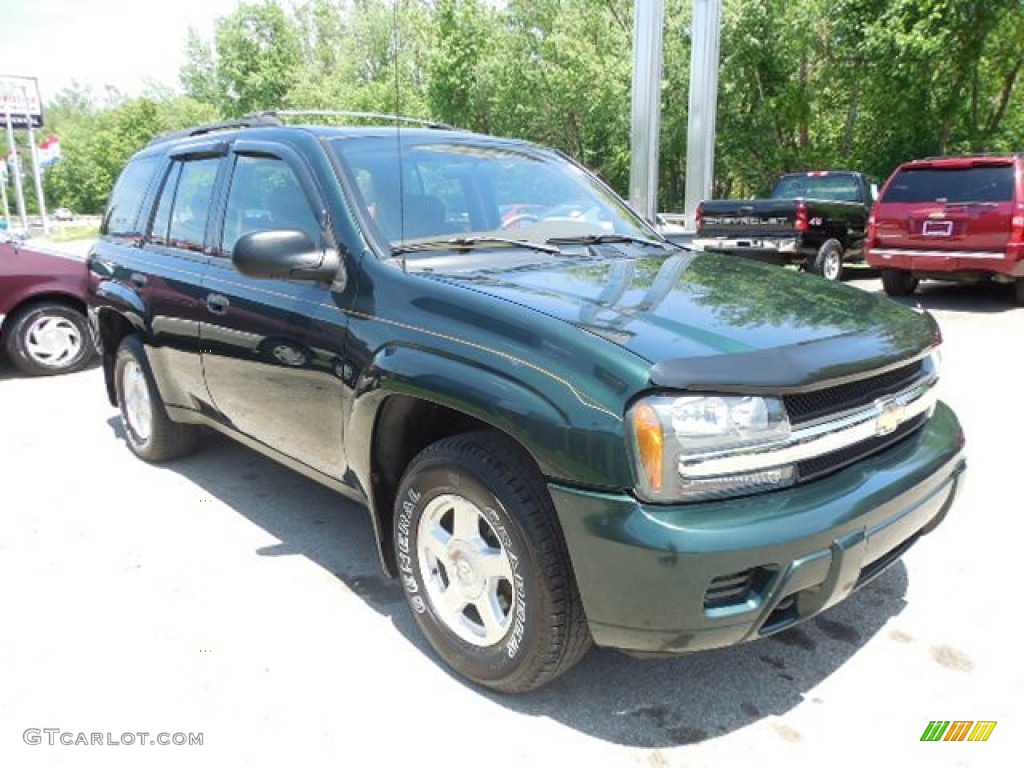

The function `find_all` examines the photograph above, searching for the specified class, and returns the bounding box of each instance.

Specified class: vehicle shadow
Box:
[105,419,911,748]
[0,355,102,381]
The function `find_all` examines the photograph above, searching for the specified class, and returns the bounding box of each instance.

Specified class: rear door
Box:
[199,139,351,480]
[874,160,1015,255]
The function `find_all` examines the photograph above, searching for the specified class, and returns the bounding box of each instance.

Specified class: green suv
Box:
[87,113,966,692]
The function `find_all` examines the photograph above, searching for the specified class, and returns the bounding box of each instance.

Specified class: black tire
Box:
[113,335,199,462]
[811,239,845,281]
[394,431,591,692]
[3,302,95,376]
[881,268,919,297]
[1015,279,1024,307]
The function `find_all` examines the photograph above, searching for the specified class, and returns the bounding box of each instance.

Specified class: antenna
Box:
[393,0,406,271]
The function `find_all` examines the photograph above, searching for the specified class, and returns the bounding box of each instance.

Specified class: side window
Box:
[166,158,220,253]
[148,163,182,247]
[102,155,160,237]
[220,155,320,257]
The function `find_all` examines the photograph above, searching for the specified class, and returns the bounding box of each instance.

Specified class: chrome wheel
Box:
[822,250,842,281]
[24,315,83,368]
[121,360,153,441]
[417,493,517,647]
[271,343,307,367]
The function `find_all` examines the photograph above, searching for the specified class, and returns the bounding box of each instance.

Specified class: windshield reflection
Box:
[330,137,659,252]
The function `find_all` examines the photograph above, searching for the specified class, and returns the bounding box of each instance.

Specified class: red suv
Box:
[866,154,1024,304]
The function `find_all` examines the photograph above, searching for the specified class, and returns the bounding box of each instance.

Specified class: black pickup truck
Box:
[87,116,963,692]
[695,171,876,280]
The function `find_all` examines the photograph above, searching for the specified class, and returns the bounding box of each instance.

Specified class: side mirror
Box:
[232,230,339,281]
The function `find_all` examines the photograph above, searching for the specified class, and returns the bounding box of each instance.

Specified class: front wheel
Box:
[812,239,845,281]
[114,336,199,462]
[394,432,591,692]
[4,303,95,376]
[881,268,919,297]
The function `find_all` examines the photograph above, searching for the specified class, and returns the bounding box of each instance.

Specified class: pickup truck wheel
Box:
[114,336,198,462]
[812,239,844,281]
[4,303,94,376]
[881,268,919,297]
[393,431,591,692]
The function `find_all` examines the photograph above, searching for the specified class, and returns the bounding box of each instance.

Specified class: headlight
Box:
[628,394,794,502]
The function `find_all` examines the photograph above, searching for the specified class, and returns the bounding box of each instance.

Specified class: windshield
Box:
[330,136,660,254]
[772,174,862,202]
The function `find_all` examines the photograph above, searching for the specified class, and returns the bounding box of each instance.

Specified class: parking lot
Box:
[1,257,1021,767]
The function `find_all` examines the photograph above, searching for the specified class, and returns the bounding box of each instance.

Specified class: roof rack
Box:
[919,152,1021,161]
[146,113,283,147]
[273,109,453,130]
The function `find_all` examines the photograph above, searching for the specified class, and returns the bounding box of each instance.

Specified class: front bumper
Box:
[549,402,965,654]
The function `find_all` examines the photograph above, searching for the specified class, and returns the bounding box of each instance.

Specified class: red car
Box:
[0,236,96,375]
[866,154,1024,304]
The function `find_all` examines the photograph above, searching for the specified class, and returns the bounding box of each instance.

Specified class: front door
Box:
[200,143,350,480]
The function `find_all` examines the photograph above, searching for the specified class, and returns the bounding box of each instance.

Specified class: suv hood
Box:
[429,250,937,392]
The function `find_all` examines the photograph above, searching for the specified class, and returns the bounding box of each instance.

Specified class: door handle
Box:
[130,272,147,288]
[206,293,230,315]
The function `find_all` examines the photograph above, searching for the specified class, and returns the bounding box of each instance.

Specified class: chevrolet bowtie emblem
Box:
[875,398,906,436]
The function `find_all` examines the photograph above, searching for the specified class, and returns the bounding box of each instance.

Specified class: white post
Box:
[23,89,49,234]
[629,0,665,223]
[4,111,29,233]
[683,0,723,230]
[1,163,10,225]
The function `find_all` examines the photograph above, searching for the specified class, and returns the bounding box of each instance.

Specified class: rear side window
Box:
[147,157,220,253]
[882,166,1014,204]
[102,155,161,237]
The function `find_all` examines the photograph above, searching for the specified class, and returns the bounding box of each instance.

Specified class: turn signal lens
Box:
[633,402,664,492]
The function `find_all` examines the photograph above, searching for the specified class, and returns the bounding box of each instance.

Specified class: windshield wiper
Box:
[546,233,677,249]
[392,236,562,256]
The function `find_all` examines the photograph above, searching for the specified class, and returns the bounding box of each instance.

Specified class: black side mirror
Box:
[232,230,339,281]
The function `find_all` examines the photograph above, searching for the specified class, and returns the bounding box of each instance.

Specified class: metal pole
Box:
[1,164,10,225]
[629,0,665,223]
[683,0,723,230]
[4,111,29,233]
[23,89,49,234]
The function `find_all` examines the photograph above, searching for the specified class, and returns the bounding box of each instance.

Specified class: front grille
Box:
[784,360,924,425]
[796,411,929,483]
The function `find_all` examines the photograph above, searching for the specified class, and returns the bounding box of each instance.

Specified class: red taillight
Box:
[795,202,809,232]
[867,213,878,248]
[695,202,704,231]
[1011,207,1024,244]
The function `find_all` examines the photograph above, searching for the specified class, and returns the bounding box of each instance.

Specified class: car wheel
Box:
[881,268,919,297]
[394,431,591,692]
[1015,279,1024,307]
[3,302,95,376]
[812,239,844,281]
[114,335,199,462]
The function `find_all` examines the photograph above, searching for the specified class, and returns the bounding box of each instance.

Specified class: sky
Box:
[0,0,245,103]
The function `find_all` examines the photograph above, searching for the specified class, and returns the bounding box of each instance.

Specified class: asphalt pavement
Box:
[0,250,1020,767]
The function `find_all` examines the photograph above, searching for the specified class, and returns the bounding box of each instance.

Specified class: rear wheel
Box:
[812,239,845,281]
[4,303,94,376]
[394,431,591,692]
[114,335,199,462]
[881,268,919,297]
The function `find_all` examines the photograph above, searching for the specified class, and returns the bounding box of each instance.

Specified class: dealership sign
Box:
[1,74,44,129]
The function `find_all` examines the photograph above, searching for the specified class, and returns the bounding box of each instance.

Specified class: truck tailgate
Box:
[698,200,797,238]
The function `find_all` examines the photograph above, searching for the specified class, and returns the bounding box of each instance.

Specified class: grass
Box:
[45,225,100,243]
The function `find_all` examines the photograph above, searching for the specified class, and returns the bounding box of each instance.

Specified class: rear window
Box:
[882,166,1014,204]
[102,155,161,237]
[773,175,862,202]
